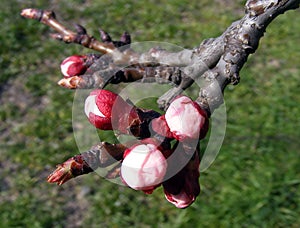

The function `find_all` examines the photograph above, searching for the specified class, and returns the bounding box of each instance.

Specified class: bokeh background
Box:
[1,0,299,227]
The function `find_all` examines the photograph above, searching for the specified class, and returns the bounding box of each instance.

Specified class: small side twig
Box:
[21,8,116,54]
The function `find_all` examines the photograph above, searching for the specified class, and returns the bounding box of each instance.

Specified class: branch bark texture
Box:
[21,0,300,114]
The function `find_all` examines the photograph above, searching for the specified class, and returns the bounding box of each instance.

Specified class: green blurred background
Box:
[1,0,299,227]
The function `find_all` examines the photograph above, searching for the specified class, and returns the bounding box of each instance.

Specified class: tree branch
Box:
[20,1,299,207]
[20,9,116,54]
[21,0,299,113]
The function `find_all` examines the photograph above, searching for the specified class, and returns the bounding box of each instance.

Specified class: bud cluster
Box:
[53,54,210,208]
[82,85,209,208]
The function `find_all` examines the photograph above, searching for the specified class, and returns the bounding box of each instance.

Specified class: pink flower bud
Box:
[84,89,118,130]
[84,89,139,132]
[163,152,200,208]
[60,55,87,78]
[121,139,168,193]
[165,96,209,141]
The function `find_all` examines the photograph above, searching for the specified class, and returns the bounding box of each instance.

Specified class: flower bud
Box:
[84,89,139,133]
[120,139,168,193]
[163,152,200,208]
[60,55,87,78]
[165,96,209,141]
[84,89,118,130]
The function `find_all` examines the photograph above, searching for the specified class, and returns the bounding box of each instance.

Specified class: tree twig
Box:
[21,1,299,112]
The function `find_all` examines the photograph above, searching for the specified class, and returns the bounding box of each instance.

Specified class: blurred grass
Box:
[0,0,299,227]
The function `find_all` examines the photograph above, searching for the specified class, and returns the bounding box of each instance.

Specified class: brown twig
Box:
[20,8,116,54]
[57,65,185,89]
[47,142,127,185]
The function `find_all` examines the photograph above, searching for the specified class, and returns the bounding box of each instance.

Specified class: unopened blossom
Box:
[60,55,87,78]
[120,138,168,193]
[163,151,200,208]
[84,89,138,131]
[84,89,118,130]
[165,96,209,141]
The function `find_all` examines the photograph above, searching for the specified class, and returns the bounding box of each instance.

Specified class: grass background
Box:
[0,0,299,227]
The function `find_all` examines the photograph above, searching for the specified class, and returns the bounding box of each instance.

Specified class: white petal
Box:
[60,60,74,77]
[84,95,105,117]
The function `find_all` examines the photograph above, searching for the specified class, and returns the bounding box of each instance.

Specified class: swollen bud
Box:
[84,89,119,130]
[163,151,201,209]
[165,96,209,141]
[60,55,87,78]
[84,89,139,133]
[120,139,168,193]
